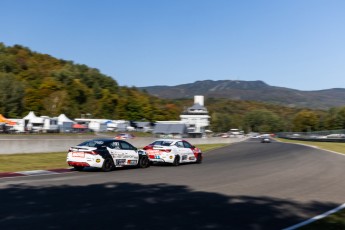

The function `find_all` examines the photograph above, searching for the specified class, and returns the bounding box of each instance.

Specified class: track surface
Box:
[1,139,345,229]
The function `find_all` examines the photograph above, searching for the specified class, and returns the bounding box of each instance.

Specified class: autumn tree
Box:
[243,109,283,133]
[324,107,345,130]
[292,110,319,132]
[0,73,25,117]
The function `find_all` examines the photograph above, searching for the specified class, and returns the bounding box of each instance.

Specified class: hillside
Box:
[140,80,345,109]
[0,43,180,121]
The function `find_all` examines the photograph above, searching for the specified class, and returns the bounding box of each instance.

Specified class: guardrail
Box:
[0,135,248,154]
[279,137,345,143]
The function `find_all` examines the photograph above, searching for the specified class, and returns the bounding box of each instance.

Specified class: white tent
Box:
[57,114,74,132]
[23,111,38,120]
[57,114,74,125]
[23,111,44,123]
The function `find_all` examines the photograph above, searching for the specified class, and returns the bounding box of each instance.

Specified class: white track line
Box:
[283,203,345,229]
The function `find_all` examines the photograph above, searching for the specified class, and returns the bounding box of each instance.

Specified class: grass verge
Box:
[198,143,229,152]
[0,143,228,173]
[277,138,345,154]
[0,152,67,172]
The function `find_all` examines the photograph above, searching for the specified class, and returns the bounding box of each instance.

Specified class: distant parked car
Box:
[220,133,229,138]
[261,138,271,143]
[115,133,135,140]
[326,134,345,138]
[67,138,149,171]
[143,139,202,166]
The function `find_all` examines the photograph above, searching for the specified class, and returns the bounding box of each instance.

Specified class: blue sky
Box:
[1,0,345,90]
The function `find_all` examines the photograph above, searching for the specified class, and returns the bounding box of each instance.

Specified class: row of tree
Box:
[206,98,345,133]
[1,42,345,133]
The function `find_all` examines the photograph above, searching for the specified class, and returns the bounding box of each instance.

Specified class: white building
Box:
[180,95,210,138]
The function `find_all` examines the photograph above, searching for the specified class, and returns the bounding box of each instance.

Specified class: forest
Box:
[0,43,181,122]
[1,43,345,133]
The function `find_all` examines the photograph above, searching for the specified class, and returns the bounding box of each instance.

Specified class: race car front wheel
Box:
[196,153,202,164]
[138,156,150,168]
[172,156,180,166]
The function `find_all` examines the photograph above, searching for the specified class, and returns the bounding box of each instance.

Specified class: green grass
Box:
[0,152,67,172]
[277,138,345,229]
[277,138,345,154]
[0,143,228,173]
[198,143,229,152]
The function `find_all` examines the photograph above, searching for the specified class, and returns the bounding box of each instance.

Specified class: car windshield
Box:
[152,141,173,146]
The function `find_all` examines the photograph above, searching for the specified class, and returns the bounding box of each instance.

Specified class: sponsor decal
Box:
[169,156,173,159]
[149,155,162,159]
[116,159,126,165]
[95,141,105,145]
[72,152,85,158]
[147,149,162,154]
[127,160,138,165]
[96,159,101,163]
[112,152,136,159]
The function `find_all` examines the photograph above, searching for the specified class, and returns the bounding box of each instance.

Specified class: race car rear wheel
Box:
[101,157,114,172]
[74,166,84,171]
[172,156,180,166]
[138,156,150,168]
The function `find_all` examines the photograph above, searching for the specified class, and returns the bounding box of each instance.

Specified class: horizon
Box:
[138,79,345,91]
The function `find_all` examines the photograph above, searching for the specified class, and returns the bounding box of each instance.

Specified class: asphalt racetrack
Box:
[1,139,345,230]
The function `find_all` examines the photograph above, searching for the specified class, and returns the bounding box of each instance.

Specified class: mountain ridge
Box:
[139,80,345,109]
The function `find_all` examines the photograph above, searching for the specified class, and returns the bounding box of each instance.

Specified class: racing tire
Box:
[138,156,150,168]
[172,156,180,166]
[196,153,202,164]
[74,166,84,171]
[101,157,114,172]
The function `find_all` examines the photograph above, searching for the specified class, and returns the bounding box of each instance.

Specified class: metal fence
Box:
[276,129,345,143]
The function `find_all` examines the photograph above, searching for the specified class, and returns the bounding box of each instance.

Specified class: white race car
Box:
[143,139,202,166]
[67,138,150,171]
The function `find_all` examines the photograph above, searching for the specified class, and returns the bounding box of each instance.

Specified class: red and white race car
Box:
[143,139,202,166]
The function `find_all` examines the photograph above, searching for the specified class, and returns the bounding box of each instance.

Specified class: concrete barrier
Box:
[0,134,247,154]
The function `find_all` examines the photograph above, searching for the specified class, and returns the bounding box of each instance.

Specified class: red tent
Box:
[72,124,87,129]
